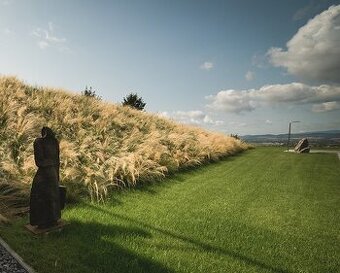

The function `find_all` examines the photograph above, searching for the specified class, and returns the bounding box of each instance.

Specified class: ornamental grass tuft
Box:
[0,76,248,217]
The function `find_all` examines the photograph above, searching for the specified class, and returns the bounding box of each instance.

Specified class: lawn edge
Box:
[0,236,36,273]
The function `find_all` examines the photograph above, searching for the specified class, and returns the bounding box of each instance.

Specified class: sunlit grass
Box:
[1,147,339,273]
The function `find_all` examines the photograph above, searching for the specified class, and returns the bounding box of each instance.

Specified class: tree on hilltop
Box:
[122,93,146,111]
[230,134,240,140]
[82,86,101,100]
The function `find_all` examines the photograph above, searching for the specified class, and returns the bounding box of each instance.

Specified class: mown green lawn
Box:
[1,147,339,273]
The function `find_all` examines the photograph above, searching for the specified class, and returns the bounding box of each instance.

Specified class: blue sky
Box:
[1,0,340,135]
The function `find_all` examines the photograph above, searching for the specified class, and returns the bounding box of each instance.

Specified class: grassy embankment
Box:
[1,147,339,273]
[0,76,247,220]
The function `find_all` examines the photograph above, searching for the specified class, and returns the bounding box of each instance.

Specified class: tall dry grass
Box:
[0,76,248,216]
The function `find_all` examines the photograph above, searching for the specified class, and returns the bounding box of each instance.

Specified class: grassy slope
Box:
[1,147,339,273]
[0,76,247,219]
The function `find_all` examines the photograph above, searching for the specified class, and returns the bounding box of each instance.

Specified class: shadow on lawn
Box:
[84,202,291,273]
[59,220,175,273]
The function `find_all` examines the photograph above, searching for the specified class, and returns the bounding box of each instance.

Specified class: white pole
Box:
[287,121,300,151]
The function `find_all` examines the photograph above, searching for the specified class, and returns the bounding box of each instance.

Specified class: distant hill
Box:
[241,130,340,147]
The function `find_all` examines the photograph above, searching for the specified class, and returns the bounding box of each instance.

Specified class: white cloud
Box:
[158,111,169,117]
[312,101,340,112]
[31,22,68,51]
[38,40,49,49]
[203,115,224,125]
[200,62,214,71]
[256,83,340,104]
[265,120,272,125]
[268,5,340,83]
[159,110,223,126]
[176,110,206,122]
[245,71,255,81]
[206,89,256,113]
[206,82,340,113]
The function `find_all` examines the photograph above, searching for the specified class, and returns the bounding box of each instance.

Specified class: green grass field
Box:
[1,147,339,273]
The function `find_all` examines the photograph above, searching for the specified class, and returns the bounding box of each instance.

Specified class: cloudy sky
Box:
[1,0,340,135]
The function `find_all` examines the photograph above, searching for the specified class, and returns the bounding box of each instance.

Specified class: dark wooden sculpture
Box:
[29,127,61,229]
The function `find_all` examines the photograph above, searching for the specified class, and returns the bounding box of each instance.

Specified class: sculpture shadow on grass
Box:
[49,220,175,273]
[83,202,292,273]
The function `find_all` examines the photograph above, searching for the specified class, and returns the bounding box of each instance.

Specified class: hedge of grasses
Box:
[0,76,248,221]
